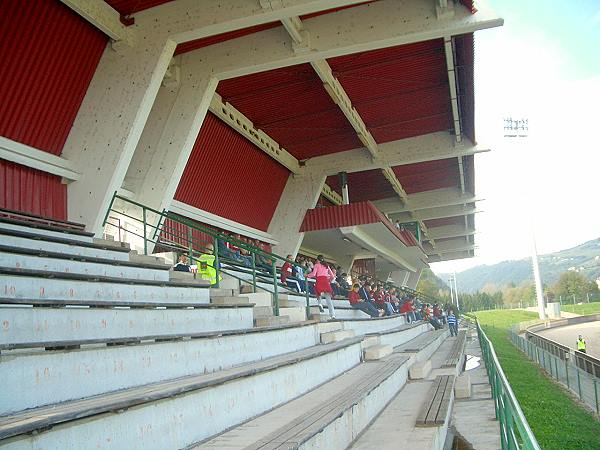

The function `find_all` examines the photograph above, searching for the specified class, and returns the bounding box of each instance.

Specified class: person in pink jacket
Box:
[307,255,336,319]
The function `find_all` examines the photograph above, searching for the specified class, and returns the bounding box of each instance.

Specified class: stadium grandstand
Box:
[0,1,510,449]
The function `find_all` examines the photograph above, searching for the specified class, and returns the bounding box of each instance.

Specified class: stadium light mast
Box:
[452,271,460,311]
[503,117,546,319]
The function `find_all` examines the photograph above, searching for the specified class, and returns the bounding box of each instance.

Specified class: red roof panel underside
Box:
[327,39,453,144]
[392,158,460,194]
[326,170,396,203]
[423,216,463,229]
[218,64,363,160]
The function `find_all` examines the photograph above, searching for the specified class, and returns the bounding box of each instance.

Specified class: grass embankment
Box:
[474,310,600,450]
[561,302,600,315]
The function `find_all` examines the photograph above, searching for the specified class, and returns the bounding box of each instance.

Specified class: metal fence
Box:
[476,321,541,450]
[510,329,600,414]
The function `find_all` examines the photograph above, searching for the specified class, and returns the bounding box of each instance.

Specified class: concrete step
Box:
[196,352,411,450]
[376,322,432,349]
[361,335,381,349]
[211,296,250,305]
[409,360,433,380]
[321,329,355,344]
[279,306,306,323]
[0,249,170,281]
[1,338,363,448]
[0,220,94,244]
[340,313,408,336]
[128,251,167,265]
[0,302,254,349]
[252,306,273,318]
[241,291,272,307]
[309,311,331,322]
[169,270,211,285]
[2,273,210,304]
[0,232,131,261]
[364,344,394,361]
[254,315,290,327]
[316,322,343,334]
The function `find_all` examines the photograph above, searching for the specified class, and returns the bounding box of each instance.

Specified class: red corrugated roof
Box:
[218,64,363,160]
[0,0,107,155]
[424,216,463,229]
[326,170,396,203]
[174,113,290,231]
[392,158,460,194]
[327,39,453,144]
[300,201,417,247]
[454,33,475,144]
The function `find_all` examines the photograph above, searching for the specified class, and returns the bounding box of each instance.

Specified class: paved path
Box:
[537,321,600,359]
[522,306,580,318]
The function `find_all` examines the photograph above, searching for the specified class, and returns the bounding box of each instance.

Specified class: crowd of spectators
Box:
[171,233,460,329]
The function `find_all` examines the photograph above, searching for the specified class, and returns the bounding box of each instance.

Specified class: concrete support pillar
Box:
[268,172,326,257]
[62,40,176,235]
[125,60,218,213]
[389,269,410,286]
[405,269,423,290]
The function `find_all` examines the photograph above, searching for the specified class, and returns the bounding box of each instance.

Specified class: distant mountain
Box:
[437,238,600,293]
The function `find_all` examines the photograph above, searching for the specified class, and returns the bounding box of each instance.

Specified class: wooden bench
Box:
[442,330,466,368]
[396,329,446,353]
[416,375,455,427]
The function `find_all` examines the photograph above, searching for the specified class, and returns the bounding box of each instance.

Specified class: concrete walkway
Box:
[537,321,600,359]
[448,332,501,450]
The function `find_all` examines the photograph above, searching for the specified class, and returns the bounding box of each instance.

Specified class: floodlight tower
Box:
[503,117,546,319]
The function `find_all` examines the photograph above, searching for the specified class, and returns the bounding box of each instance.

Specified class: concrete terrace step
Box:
[396,328,450,364]
[0,228,132,261]
[0,337,363,448]
[0,245,171,281]
[1,268,210,304]
[0,215,93,239]
[338,313,409,335]
[0,321,324,416]
[375,322,432,349]
[0,299,254,348]
[254,315,290,327]
[321,329,355,344]
[194,352,411,450]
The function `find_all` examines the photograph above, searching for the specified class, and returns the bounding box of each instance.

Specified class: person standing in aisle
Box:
[577,335,587,354]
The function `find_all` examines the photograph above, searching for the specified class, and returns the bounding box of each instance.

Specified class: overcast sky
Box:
[431,0,600,276]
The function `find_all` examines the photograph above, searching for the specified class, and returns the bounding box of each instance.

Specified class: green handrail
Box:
[476,320,540,450]
[102,193,303,317]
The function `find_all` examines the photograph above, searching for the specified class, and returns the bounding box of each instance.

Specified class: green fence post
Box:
[577,369,582,399]
[554,358,559,381]
[213,236,220,289]
[565,359,570,388]
[272,260,279,317]
[142,207,148,255]
[594,379,599,414]
[251,253,257,294]
[305,279,311,320]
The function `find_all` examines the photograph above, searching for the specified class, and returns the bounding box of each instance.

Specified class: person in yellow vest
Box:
[196,243,221,286]
[577,335,587,354]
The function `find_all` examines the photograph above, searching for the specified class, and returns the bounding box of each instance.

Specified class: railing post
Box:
[213,236,220,289]
[554,358,559,381]
[594,379,599,414]
[272,260,279,317]
[566,359,570,388]
[577,368,582,399]
[305,281,311,320]
[102,191,118,228]
[142,207,148,255]
[251,253,257,294]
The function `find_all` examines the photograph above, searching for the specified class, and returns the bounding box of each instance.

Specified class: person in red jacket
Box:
[348,284,380,317]
[280,255,300,292]
[374,288,395,316]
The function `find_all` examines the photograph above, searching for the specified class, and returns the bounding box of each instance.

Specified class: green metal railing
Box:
[103,193,313,317]
[476,321,541,450]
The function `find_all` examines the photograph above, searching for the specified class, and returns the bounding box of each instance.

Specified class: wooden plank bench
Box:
[442,330,466,368]
[415,375,455,427]
[396,329,446,353]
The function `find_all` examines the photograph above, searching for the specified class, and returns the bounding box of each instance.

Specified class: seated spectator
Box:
[231,234,252,267]
[348,283,381,317]
[195,243,221,285]
[400,297,416,323]
[337,272,350,297]
[256,240,274,270]
[374,287,395,316]
[281,255,301,292]
[173,254,191,272]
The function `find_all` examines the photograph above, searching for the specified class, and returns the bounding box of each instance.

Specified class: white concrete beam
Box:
[60,0,128,42]
[186,0,503,79]
[0,137,80,182]
[428,250,473,263]
[422,224,476,240]
[391,204,480,222]
[423,239,476,254]
[303,133,488,175]
[373,188,478,214]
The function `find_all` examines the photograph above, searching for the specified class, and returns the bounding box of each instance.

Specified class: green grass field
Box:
[474,310,600,450]
[560,302,600,316]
